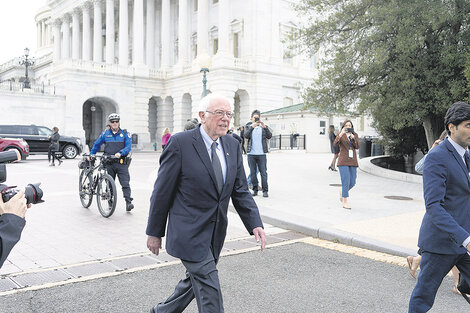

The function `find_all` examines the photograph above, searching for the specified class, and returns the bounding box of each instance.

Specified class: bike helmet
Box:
[108,113,120,121]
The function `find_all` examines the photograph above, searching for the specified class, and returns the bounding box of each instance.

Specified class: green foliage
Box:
[295,0,470,156]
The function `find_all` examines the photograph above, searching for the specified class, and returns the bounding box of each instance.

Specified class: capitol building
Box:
[0,0,319,150]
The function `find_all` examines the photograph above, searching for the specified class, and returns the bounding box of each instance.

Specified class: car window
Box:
[37,127,52,136]
[20,126,36,135]
[0,125,19,134]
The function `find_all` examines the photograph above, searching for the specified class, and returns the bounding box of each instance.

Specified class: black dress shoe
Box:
[126,202,134,212]
[252,190,258,196]
[263,191,268,197]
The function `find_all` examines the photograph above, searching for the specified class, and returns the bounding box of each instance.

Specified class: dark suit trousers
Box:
[409,251,470,312]
[155,249,224,313]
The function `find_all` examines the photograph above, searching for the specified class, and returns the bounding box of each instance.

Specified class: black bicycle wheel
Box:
[96,173,117,217]
[79,170,93,208]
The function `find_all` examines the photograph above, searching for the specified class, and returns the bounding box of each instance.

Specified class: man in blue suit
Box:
[146,93,266,313]
[409,101,470,312]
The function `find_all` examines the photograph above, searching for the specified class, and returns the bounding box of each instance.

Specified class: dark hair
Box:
[328,125,335,133]
[251,110,261,117]
[444,101,470,134]
[52,127,59,132]
[341,119,354,130]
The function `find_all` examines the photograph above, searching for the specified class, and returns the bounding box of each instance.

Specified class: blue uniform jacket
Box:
[90,128,132,156]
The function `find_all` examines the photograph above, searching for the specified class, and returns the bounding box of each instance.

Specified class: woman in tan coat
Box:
[334,120,360,209]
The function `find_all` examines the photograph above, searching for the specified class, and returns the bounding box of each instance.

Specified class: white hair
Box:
[198,93,233,116]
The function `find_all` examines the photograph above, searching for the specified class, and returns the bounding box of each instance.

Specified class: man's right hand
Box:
[0,189,27,218]
[147,236,162,255]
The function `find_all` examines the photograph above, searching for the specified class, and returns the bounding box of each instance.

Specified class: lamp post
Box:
[198,52,211,97]
[19,48,35,89]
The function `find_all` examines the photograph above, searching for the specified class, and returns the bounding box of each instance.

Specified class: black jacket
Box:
[244,122,272,154]
[0,214,25,268]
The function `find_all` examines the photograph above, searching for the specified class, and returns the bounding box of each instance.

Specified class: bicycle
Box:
[78,154,118,218]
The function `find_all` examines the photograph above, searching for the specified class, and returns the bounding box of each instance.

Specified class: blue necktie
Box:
[211,142,224,193]
[465,150,470,172]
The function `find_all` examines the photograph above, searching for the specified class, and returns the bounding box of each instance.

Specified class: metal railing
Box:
[0,80,55,95]
[269,134,306,150]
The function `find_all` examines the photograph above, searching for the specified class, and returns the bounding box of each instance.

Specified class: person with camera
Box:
[334,119,360,209]
[90,113,134,212]
[0,189,28,268]
[244,110,272,197]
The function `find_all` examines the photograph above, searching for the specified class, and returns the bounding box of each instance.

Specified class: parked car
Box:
[0,137,30,160]
[0,125,82,159]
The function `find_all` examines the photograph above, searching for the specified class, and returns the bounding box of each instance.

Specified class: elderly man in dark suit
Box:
[409,101,470,312]
[146,93,266,313]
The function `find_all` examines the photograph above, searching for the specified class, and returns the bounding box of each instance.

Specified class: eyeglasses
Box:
[110,120,120,124]
[206,110,233,118]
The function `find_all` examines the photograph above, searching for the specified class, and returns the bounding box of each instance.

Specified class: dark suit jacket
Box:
[0,213,26,268]
[146,126,264,262]
[418,138,470,255]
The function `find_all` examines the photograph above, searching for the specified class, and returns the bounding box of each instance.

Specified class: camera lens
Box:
[24,183,44,204]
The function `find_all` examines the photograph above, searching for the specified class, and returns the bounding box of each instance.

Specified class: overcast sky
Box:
[0,0,45,64]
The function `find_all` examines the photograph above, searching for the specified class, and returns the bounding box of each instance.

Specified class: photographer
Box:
[244,110,272,197]
[333,119,360,210]
[0,189,27,268]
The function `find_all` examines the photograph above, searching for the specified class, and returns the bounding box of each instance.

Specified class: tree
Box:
[295,0,470,156]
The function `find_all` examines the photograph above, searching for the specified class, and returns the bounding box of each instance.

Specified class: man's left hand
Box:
[115,153,121,158]
[253,227,266,251]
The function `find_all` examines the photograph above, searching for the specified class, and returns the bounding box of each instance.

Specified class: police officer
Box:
[90,113,134,211]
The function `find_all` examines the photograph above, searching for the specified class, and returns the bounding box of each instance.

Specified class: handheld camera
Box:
[0,150,44,205]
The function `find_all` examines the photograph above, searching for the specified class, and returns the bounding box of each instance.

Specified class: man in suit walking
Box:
[146,93,266,313]
[409,101,470,312]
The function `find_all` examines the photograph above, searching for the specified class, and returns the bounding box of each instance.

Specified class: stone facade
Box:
[0,0,317,150]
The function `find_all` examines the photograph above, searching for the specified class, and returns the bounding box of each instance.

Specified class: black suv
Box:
[0,125,82,159]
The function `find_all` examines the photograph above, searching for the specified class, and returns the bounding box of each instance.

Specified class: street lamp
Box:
[198,52,211,97]
[19,47,35,89]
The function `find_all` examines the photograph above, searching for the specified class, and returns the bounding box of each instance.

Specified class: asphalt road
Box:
[0,240,467,313]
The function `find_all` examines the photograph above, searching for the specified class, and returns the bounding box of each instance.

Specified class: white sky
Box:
[0,0,45,64]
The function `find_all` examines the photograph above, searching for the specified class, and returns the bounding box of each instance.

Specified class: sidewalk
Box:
[0,151,422,278]
[244,151,423,257]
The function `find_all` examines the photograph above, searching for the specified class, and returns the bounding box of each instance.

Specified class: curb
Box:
[259,214,416,258]
[359,156,422,184]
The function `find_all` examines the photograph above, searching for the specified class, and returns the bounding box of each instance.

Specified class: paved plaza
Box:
[0,150,425,290]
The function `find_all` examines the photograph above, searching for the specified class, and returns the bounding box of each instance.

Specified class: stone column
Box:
[133,0,144,65]
[105,0,115,63]
[93,0,103,62]
[82,2,92,61]
[177,0,188,64]
[72,9,81,59]
[37,22,41,48]
[41,21,46,47]
[146,0,155,67]
[160,0,170,67]
[217,0,229,56]
[270,0,281,63]
[119,0,129,65]
[52,19,61,62]
[62,14,71,59]
[197,0,208,56]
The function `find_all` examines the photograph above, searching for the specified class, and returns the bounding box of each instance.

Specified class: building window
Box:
[194,44,198,59]
[283,97,293,107]
[233,33,239,58]
[319,120,326,135]
[213,39,218,55]
[213,0,219,3]
[194,0,198,11]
